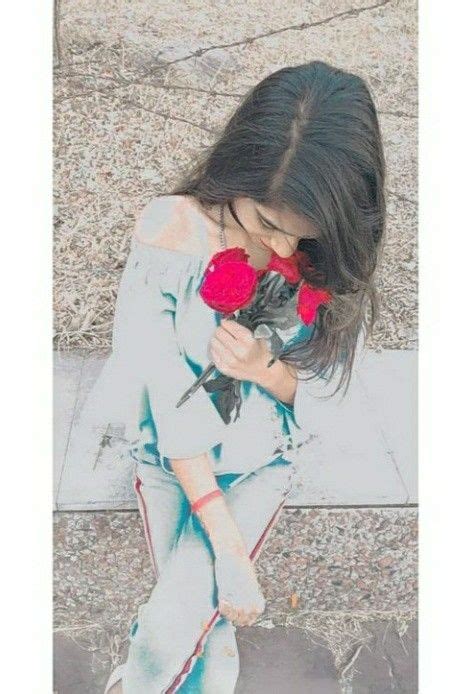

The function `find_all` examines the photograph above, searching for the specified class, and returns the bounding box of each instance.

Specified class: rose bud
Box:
[296,283,332,325]
[266,252,301,284]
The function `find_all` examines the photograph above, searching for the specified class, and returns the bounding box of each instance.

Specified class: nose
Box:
[267,234,298,258]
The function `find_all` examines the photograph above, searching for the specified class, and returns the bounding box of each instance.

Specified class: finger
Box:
[244,605,261,626]
[226,602,246,627]
[214,327,248,359]
[220,319,254,344]
[247,613,259,626]
[239,611,254,627]
[233,606,246,627]
[209,340,236,373]
[227,607,241,626]
[218,600,236,622]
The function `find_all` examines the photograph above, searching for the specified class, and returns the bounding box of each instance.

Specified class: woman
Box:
[95,60,386,692]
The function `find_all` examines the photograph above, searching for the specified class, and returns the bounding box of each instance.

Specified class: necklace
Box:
[219,202,227,250]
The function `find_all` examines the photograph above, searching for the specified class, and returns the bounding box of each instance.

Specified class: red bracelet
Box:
[191,489,223,514]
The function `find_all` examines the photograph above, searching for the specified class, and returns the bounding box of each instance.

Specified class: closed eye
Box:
[258,212,296,237]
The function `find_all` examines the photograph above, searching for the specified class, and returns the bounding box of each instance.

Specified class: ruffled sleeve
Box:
[77,236,227,460]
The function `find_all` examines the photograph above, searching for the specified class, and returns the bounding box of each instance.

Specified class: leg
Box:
[135,464,241,693]
[104,461,188,694]
[105,462,240,694]
[120,459,294,693]
[177,617,239,694]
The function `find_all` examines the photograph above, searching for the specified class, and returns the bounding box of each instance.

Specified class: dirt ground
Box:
[53,0,417,352]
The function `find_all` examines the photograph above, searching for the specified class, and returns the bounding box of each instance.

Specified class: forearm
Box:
[256,359,297,406]
[170,453,247,557]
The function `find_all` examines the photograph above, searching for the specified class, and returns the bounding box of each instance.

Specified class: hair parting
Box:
[171,60,386,396]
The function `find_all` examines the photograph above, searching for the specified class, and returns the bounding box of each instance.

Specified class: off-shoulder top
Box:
[78,196,332,479]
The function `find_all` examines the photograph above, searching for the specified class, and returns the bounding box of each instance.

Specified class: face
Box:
[232,197,317,258]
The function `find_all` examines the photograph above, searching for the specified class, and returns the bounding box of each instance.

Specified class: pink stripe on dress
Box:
[165,493,289,693]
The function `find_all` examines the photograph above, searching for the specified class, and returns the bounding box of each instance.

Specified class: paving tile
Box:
[55,349,416,509]
[356,350,417,502]
[54,353,83,507]
[349,620,418,693]
[236,626,341,693]
[54,626,341,694]
[54,621,417,694]
[54,633,100,694]
[56,355,136,510]
[290,367,407,506]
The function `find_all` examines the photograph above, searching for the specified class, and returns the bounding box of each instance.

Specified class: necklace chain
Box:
[219,203,227,250]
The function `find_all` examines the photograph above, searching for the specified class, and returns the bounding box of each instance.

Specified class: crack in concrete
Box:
[111,96,217,133]
[53,0,62,67]
[379,109,418,119]
[55,82,217,134]
[55,69,244,100]
[387,189,417,207]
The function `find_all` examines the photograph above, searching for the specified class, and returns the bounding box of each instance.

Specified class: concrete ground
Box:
[54,349,417,510]
[54,508,417,693]
[54,621,417,693]
[54,0,417,354]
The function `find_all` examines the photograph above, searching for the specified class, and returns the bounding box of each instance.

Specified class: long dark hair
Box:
[172,60,386,396]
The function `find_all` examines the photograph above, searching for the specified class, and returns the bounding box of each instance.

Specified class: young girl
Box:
[97,60,386,693]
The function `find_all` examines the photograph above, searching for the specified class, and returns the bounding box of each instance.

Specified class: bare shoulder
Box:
[133,194,206,256]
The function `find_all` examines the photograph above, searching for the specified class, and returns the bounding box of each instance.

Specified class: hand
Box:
[209,319,272,385]
[214,548,266,627]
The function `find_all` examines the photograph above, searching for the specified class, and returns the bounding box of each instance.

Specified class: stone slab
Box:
[54,620,417,693]
[56,355,136,510]
[54,508,417,627]
[54,349,417,510]
[290,362,411,506]
[356,349,418,502]
[349,620,418,693]
[53,352,83,508]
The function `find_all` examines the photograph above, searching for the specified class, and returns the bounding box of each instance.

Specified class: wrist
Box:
[253,356,278,388]
[212,534,248,559]
[194,498,248,557]
[255,358,289,390]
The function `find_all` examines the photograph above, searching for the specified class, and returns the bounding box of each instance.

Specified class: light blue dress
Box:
[81,196,325,482]
[84,196,335,693]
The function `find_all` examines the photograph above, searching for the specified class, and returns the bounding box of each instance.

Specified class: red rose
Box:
[266,252,301,284]
[200,261,258,314]
[296,283,332,325]
[204,247,249,277]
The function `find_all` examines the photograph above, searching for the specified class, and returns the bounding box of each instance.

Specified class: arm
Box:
[255,358,297,406]
[170,452,265,626]
[170,453,247,557]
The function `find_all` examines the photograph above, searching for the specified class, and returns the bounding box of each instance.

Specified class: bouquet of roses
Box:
[175,246,332,423]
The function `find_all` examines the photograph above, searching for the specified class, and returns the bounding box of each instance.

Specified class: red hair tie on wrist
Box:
[191,489,223,514]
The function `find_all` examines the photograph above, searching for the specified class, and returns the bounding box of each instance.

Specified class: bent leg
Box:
[178,617,239,694]
[120,459,294,693]
[136,465,241,693]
